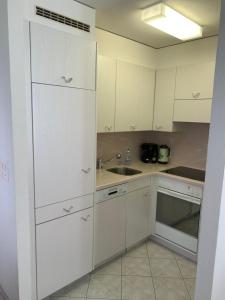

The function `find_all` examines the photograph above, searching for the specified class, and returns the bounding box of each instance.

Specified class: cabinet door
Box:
[97,56,116,133]
[126,188,151,248]
[153,68,176,132]
[36,208,93,300]
[173,99,212,123]
[115,61,155,132]
[94,196,126,266]
[175,61,215,100]
[32,84,95,208]
[137,67,155,131]
[30,22,96,90]
[115,61,140,132]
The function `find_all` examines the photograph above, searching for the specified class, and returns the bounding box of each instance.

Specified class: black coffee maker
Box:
[140,143,158,163]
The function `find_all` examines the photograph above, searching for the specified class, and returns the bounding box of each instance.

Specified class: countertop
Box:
[96,161,205,191]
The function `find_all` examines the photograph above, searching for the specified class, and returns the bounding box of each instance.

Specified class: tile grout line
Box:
[174,257,192,300]
[146,241,157,300]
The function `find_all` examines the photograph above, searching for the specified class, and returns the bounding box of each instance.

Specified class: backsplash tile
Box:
[97,123,209,170]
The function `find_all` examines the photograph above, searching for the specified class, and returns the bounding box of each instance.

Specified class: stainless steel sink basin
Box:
[107,167,142,176]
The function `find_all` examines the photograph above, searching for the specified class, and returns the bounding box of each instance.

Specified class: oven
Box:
[155,177,202,253]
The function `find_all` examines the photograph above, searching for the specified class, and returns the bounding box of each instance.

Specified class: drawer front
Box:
[127,176,151,193]
[158,176,203,199]
[36,194,93,224]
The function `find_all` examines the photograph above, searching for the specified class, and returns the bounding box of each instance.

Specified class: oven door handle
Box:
[158,187,201,205]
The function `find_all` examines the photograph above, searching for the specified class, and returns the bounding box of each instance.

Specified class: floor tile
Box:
[125,243,148,258]
[176,257,197,278]
[87,275,121,299]
[51,276,89,298]
[147,242,175,259]
[150,258,181,278]
[122,276,155,300]
[122,257,151,276]
[153,277,190,300]
[93,257,122,276]
[184,278,196,300]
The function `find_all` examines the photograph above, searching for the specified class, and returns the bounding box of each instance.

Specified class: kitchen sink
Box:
[107,167,142,176]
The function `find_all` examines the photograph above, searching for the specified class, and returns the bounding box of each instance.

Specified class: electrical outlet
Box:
[0,161,9,182]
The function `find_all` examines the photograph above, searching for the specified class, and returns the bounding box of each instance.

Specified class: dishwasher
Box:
[94,183,128,267]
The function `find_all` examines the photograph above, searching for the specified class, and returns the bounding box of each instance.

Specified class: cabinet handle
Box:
[81,215,90,221]
[61,76,73,83]
[156,125,162,130]
[63,206,74,213]
[81,168,91,174]
[192,92,200,99]
[130,125,136,131]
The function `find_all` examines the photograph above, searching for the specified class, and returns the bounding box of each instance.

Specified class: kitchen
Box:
[0,1,224,300]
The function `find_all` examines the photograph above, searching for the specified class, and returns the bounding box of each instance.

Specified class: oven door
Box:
[155,187,201,253]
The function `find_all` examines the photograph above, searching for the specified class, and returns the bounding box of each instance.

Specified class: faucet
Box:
[97,153,122,169]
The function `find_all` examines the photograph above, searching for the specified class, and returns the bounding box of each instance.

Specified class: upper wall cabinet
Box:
[97,56,117,133]
[115,60,155,132]
[153,68,176,132]
[30,22,96,90]
[175,61,215,100]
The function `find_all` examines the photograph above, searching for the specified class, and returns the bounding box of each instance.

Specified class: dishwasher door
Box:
[94,194,126,266]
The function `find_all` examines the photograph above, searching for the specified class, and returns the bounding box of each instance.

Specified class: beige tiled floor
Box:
[51,241,197,300]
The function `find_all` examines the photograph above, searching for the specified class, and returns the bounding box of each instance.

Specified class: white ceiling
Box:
[77,0,221,48]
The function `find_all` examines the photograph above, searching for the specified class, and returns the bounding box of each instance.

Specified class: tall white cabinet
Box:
[30,21,96,300]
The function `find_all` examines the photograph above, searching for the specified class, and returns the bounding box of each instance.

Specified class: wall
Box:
[195,1,225,298]
[156,36,218,68]
[0,1,19,299]
[96,28,156,68]
[97,123,209,170]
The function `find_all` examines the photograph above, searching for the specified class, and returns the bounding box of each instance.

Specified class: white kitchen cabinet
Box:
[94,194,126,266]
[153,68,176,132]
[173,99,212,123]
[36,208,93,300]
[115,60,155,132]
[30,22,96,90]
[32,84,95,208]
[175,61,215,100]
[126,187,151,248]
[97,56,116,133]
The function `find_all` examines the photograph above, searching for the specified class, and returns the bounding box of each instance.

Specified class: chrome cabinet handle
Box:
[130,125,136,131]
[192,92,201,99]
[61,76,73,83]
[81,215,90,221]
[81,168,91,174]
[63,206,74,213]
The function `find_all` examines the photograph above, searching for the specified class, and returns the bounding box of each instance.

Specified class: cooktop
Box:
[161,166,205,182]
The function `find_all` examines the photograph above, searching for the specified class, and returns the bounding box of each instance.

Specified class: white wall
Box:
[157,36,218,68]
[96,28,156,68]
[0,1,19,299]
[195,2,225,299]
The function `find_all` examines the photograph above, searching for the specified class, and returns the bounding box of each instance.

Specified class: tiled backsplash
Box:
[97,123,210,170]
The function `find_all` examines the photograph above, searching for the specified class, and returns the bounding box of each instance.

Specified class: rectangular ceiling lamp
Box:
[142,3,203,41]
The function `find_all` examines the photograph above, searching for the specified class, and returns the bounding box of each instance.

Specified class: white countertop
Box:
[96,161,205,191]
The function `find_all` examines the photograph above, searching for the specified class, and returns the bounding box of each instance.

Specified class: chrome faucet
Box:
[97,153,122,169]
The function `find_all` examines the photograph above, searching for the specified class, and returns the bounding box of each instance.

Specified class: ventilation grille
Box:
[36,6,90,33]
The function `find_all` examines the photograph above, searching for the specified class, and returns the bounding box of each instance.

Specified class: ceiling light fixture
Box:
[142,3,203,41]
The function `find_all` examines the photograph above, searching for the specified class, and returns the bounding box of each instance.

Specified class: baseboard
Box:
[0,286,9,300]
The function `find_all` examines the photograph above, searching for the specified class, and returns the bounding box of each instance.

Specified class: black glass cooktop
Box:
[161,166,205,182]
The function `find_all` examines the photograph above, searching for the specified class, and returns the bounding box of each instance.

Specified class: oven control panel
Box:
[158,176,203,199]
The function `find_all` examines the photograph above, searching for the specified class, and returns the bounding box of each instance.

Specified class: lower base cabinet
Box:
[94,179,152,266]
[126,187,151,249]
[94,195,126,266]
[36,207,93,300]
